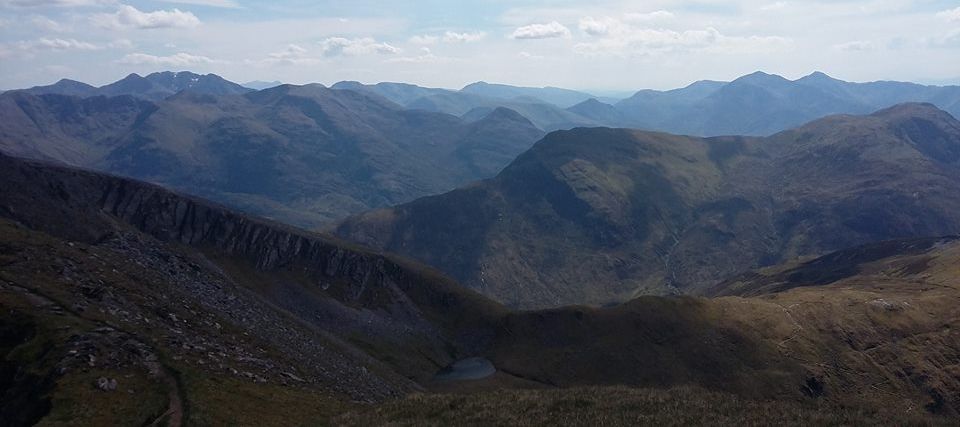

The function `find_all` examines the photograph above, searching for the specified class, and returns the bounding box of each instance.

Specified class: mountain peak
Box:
[332,80,363,88]
[576,98,608,107]
[685,79,726,89]
[465,81,489,87]
[734,71,788,83]
[480,106,530,123]
[55,78,85,84]
[797,71,840,83]
[870,102,951,120]
[740,71,777,80]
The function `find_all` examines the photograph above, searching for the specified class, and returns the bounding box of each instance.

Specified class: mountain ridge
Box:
[335,103,960,308]
[23,71,252,101]
[5,150,960,421]
[0,85,545,227]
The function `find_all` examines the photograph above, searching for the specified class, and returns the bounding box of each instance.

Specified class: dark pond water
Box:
[433,357,496,381]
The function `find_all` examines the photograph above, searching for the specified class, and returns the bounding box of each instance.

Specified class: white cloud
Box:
[117,52,218,65]
[159,0,239,8]
[409,34,439,45]
[579,12,674,37]
[107,38,133,49]
[389,46,440,63]
[91,5,200,30]
[1,0,113,7]
[260,44,317,65]
[579,17,614,36]
[510,21,571,40]
[930,30,960,48]
[271,44,306,58]
[410,31,486,45]
[442,31,486,43]
[31,16,67,32]
[575,12,789,57]
[833,40,873,52]
[318,37,399,56]
[622,10,674,23]
[574,27,790,56]
[760,2,788,11]
[17,38,101,51]
[937,7,960,23]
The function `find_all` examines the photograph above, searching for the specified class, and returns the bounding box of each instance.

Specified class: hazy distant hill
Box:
[612,71,960,135]
[21,78,98,97]
[334,72,960,136]
[333,81,602,132]
[22,71,252,101]
[460,81,600,108]
[332,81,454,106]
[0,85,544,227]
[335,103,960,308]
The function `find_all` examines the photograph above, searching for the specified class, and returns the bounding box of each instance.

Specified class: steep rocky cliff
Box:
[0,153,505,384]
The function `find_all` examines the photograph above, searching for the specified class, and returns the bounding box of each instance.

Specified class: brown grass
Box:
[334,386,949,426]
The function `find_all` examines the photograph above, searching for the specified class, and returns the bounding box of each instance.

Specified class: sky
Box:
[1,0,959,92]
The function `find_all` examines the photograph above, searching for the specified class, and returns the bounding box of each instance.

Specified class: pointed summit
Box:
[732,71,790,85]
[798,71,839,82]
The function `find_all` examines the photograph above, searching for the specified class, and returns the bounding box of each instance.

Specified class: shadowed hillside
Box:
[2,152,960,423]
[335,103,960,308]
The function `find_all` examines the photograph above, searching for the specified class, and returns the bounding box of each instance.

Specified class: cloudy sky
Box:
[1,0,959,92]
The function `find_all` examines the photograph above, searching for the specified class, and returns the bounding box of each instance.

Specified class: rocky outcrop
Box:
[0,153,504,381]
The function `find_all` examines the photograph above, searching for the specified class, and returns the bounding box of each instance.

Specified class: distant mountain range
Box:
[6,69,960,229]
[330,80,602,131]
[0,84,543,227]
[335,103,960,308]
[607,71,960,135]
[333,72,960,135]
[23,71,252,101]
[16,70,960,136]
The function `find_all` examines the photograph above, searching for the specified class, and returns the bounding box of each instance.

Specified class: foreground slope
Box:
[335,103,960,308]
[2,153,960,423]
[0,85,544,227]
[0,153,507,424]
[340,235,960,422]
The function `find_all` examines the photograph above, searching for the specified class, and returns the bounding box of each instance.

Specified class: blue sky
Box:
[1,0,959,91]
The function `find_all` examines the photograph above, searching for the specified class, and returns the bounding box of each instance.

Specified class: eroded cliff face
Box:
[0,153,503,382]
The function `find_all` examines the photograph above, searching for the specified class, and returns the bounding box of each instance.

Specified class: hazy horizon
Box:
[9,68,960,96]
[2,0,959,92]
